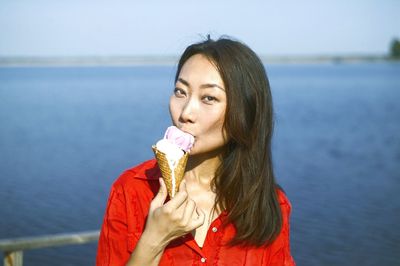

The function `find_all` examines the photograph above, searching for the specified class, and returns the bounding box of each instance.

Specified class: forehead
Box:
[178,54,224,87]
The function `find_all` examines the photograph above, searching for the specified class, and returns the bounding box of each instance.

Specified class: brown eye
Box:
[202,95,217,103]
[174,88,186,97]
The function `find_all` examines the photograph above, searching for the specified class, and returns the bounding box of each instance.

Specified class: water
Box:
[0,63,399,265]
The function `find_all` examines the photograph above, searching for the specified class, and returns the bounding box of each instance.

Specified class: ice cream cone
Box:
[152,146,189,198]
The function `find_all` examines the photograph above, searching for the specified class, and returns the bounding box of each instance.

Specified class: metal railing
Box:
[0,230,100,266]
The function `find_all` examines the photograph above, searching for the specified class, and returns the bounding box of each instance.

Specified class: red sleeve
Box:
[96,183,133,266]
[96,161,160,266]
[264,191,296,266]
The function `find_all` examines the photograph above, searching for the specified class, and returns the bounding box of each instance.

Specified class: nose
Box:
[179,97,197,124]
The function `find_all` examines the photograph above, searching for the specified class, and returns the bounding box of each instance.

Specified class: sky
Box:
[0,0,399,57]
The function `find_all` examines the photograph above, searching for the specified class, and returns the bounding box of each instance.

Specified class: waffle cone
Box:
[152,146,189,198]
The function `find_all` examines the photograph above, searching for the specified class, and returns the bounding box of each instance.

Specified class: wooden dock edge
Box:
[0,230,100,266]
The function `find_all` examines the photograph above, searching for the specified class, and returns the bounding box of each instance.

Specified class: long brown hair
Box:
[175,36,282,246]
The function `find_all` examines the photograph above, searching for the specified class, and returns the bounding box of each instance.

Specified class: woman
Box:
[96,36,295,265]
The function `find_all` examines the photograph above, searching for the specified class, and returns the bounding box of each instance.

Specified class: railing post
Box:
[4,251,23,266]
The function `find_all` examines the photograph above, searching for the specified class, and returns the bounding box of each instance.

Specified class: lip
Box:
[179,128,195,138]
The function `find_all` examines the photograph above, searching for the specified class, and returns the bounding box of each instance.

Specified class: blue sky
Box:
[0,0,399,57]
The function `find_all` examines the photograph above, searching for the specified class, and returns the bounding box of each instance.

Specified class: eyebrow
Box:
[177,78,225,91]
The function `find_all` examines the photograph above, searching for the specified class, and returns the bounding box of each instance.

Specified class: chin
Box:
[189,145,227,158]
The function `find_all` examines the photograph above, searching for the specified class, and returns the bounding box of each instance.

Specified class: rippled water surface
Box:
[0,63,399,265]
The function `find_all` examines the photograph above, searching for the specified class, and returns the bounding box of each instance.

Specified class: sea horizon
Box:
[0,54,396,67]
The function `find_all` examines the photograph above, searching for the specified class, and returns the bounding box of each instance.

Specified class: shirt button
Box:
[212,227,218,233]
[201,257,207,263]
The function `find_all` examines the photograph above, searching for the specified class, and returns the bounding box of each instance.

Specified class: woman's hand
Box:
[144,178,205,248]
[127,179,205,266]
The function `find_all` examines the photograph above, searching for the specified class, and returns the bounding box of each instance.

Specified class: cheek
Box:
[169,97,179,122]
[201,109,226,136]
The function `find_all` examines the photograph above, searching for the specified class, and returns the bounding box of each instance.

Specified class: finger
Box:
[164,186,188,210]
[178,179,187,193]
[190,207,206,229]
[181,199,196,225]
[150,178,168,210]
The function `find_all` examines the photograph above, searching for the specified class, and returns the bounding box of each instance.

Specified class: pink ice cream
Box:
[153,126,194,198]
[163,126,195,152]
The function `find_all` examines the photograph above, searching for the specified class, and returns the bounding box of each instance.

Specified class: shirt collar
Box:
[129,158,161,180]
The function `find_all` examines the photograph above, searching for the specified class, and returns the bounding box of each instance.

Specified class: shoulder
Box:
[266,188,295,265]
[111,158,161,194]
[276,188,292,216]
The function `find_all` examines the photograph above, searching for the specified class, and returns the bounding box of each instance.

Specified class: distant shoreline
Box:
[0,55,397,67]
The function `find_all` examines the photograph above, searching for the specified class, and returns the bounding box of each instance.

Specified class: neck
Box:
[185,148,223,188]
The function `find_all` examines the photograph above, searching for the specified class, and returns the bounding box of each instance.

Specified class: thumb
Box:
[150,178,168,209]
[178,178,187,193]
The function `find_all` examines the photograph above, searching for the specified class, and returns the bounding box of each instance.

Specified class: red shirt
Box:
[96,159,295,266]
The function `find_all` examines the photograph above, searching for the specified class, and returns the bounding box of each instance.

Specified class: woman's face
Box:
[169,54,228,156]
